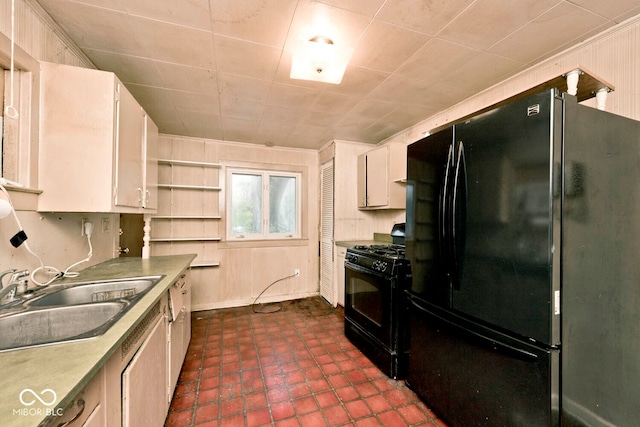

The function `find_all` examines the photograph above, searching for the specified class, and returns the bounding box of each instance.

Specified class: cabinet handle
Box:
[137,188,144,203]
[57,398,85,427]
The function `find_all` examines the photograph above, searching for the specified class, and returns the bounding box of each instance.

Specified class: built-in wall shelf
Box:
[158,184,221,191]
[152,216,221,220]
[150,237,221,242]
[191,262,220,268]
[152,146,223,277]
[158,159,221,168]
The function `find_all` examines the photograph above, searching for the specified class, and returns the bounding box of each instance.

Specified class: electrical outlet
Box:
[294,269,300,277]
[81,218,88,236]
[102,218,110,233]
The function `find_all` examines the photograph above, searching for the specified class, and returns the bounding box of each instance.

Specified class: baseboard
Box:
[192,291,321,311]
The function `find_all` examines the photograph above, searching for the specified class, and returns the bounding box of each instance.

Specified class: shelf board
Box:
[158,184,221,191]
[152,216,221,220]
[191,261,220,268]
[158,159,221,168]
[149,237,221,242]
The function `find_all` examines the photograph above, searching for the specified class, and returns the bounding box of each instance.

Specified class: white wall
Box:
[151,135,320,310]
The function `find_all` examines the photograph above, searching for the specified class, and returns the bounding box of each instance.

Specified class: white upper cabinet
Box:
[357,144,407,210]
[37,62,158,213]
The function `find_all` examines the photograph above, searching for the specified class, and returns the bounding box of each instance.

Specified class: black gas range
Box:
[343,224,410,379]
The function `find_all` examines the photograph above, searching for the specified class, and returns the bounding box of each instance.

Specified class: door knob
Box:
[118,247,130,255]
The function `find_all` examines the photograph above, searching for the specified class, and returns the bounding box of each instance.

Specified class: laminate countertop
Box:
[0,254,196,427]
[335,233,393,248]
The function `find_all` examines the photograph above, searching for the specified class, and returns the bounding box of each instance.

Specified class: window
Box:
[227,168,301,240]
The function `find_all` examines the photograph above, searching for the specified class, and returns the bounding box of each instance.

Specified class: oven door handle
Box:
[345,261,391,281]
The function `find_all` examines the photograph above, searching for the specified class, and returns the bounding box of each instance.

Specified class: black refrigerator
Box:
[405,89,640,427]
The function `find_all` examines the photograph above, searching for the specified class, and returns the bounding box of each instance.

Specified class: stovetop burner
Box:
[346,243,407,276]
[352,244,405,259]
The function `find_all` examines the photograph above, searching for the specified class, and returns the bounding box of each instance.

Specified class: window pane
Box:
[269,176,296,233]
[231,173,262,234]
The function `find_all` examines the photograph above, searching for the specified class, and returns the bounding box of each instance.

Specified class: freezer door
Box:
[452,90,558,345]
[406,127,454,306]
[406,294,559,427]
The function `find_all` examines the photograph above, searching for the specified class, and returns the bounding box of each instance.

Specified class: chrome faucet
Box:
[0,269,30,304]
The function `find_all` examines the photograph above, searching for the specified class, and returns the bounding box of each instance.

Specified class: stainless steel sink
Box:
[28,276,163,307]
[0,275,165,352]
[0,302,126,352]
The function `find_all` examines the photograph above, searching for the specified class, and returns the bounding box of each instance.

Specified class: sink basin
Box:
[29,276,163,307]
[0,302,126,352]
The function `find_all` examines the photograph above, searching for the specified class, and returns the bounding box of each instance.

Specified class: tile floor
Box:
[164,297,448,427]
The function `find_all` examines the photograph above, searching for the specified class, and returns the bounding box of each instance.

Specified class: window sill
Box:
[219,238,308,249]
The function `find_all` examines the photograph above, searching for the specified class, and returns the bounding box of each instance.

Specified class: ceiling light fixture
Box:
[290,35,353,85]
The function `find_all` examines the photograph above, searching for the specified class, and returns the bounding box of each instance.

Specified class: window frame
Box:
[226,167,302,241]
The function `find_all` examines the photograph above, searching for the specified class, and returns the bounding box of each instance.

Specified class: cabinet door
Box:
[357,153,367,207]
[143,114,158,210]
[122,316,167,427]
[366,146,389,207]
[114,83,145,208]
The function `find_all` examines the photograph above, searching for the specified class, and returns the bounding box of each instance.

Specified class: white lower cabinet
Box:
[47,366,106,426]
[122,315,168,427]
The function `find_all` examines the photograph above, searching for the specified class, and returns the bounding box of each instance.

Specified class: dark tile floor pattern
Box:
[164,297,447,427]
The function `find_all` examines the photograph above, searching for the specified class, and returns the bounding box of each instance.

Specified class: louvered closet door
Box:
[320,160,335,305]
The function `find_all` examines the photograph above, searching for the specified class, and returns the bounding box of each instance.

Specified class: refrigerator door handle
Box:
[440,143,455,260]
[451,141,466,290]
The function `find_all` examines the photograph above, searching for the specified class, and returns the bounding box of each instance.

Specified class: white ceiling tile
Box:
[488,2,611,63]
[571,0,640,21]
[82,48,164,86]
[220,97,264,120]
[367,75,430,103]
[131,18,215,69]
[309,91,361,114]
[396,38,479,83]
[438,0,561,50]
[124,0,212,30]
[182,112,224,139]
[266,83,320,109]
[350,21,431,73]
[316,0,386,17]
[210,0,298,46]
[325,66,390,97]
[213,36,281,80]
[218,73,271,103]
[38,0,145,56]
[443,52,524,94]
[222,117,260,143]
[376,0,476,35]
